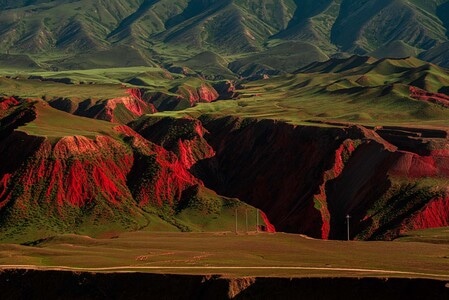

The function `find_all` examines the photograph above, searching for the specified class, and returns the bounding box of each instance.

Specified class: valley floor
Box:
[0,231,448,279]
[1,230,449,299]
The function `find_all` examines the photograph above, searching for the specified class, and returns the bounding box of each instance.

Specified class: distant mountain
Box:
[419,42,449,68]
[0,0,448,74]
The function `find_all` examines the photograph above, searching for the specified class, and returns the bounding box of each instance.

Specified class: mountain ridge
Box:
[1,0,449,74]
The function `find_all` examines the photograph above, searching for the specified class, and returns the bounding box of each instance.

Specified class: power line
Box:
[245,209,248,233]
[256,209,259,233]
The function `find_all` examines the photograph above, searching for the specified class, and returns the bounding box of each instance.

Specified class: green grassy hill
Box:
[157,56,449,127]
[370,40,423,59]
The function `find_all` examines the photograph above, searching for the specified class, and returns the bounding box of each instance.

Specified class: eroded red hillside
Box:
[129,116,215,169]
[403,195,449,230]
[410,86,449,107]
[48,88,156,124]
[186,116,449,240]
[0,129,199,209]
[0,100,212,238]
[143,83,219,112]
[3,97,448,241]
[0,96,20,111]
[115,125,198,206]
[48,83,221,124]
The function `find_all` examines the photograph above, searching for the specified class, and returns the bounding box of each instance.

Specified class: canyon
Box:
[2,88,449,241]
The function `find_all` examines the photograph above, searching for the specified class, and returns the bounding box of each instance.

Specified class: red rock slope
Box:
[48,83,220,124]
[181,116,449,240]
[0,98,229,241]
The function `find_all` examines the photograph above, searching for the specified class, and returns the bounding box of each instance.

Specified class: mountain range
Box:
[1,0,449,75]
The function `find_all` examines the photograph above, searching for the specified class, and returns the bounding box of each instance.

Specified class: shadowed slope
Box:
[420,42,449,68]
[330,0,447,53]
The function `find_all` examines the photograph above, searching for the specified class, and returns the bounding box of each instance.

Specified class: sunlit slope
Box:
[163,57,449,127]
[0,98,262,243]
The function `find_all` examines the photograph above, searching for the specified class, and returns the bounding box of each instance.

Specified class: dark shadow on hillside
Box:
[437,2,449,39]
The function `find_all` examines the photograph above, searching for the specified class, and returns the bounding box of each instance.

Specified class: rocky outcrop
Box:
[404,195,449,229]
[129,116,215,169]
[119,125,199,207]
[101,88,156,123]
[0,97,36,139]
[48,83,221,123]
[410,86,449,107]
[4,134,134,207]
[212,80,238,100]
[0,129,202,238]
[145,83,219,112]
[48,88,156,124]
[0,96,20,111]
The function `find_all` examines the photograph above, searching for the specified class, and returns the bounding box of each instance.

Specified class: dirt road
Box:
[1,264,448,279]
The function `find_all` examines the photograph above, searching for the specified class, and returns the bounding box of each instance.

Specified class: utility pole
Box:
[256,209,259,233]
[346,214,351,241]
[235,209,238,234]
[245,209,248,233]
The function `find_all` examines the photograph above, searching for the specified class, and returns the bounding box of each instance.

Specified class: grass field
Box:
[0,230,448,279]
[19,101,117,138]
[0,66,163,100]
[0,76,125,100]
[0,66,213,105]
[395,227,449,244]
